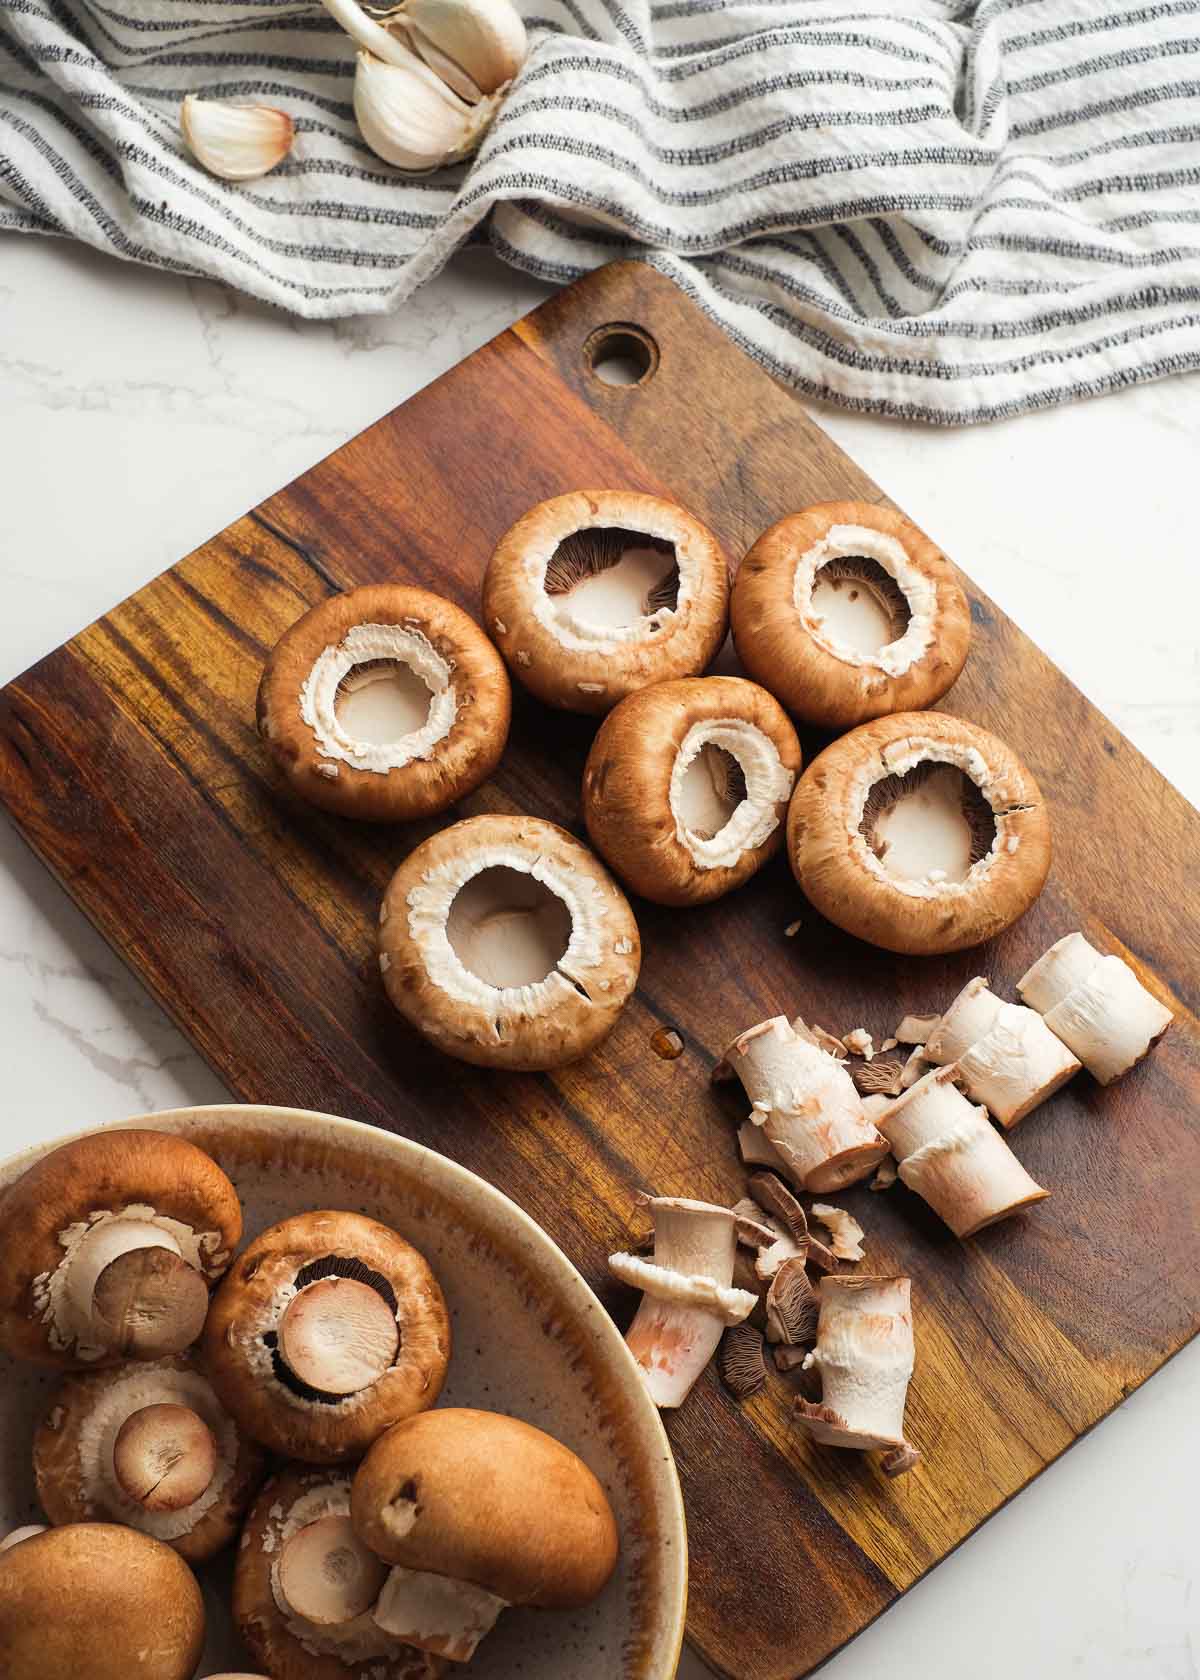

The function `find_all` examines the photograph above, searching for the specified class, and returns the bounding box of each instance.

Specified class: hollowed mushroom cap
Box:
[0,1129,242,1368]
[352,1408,619,1609]
[0,1522,205,1680]
[257,583,511,822]
[582,676,802,906]
[234,1467,445,1680]
[482,490,730,715]
[379,813,641,1070]
[33,1350,266,1563]
[202,1211,450,1463]
[787,711,1051,955]
[731,500,971,729]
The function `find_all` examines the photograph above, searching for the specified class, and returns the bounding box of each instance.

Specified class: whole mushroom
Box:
[0,1129,241,1368]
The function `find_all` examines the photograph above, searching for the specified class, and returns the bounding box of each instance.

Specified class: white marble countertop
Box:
[1,236,1197,1680]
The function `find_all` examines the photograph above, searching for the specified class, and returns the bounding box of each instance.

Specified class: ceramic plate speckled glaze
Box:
[0,1105,686,1680]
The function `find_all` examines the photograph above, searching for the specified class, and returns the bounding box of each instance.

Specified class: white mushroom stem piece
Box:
[277,1515,389,1627]
[372,1564,507,1662]
[724,1017,889,1193]
[609,1197,757,1408]
[924,977,1080,1127]
[0,1526,48,1552]
[113,1402,219,1514]
[1017,932,1174,1084]
[880,1066,1049,1238]
[795,1276,918,1471]
[43,1217,211,1363]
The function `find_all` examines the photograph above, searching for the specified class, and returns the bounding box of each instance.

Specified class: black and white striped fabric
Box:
[3,0,1199,421]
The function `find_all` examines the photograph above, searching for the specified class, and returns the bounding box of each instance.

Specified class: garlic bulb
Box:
[397,0,527,101]
[353,48,501,169]
[180,96,294,182]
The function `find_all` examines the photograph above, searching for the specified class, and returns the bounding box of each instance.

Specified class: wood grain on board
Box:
[1,261,1197,1680]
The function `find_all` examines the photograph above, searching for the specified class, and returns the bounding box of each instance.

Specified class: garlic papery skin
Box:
[353,48,501,170]
[400,0,527,100]
[180,96,294,182]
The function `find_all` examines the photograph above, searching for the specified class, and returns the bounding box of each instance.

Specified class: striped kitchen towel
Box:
[2,0,1199,422]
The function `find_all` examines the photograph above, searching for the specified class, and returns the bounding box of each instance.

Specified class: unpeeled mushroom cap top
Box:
[257,582,511,822]
[0,1128,242,1368]
[0,1522,205,1680]
[582,675,802,906]
[482,490,730,715]
[787,711,1051,956]
[378,812,641,1071]
[730,500,971,729]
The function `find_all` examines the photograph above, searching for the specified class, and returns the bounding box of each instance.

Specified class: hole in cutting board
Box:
[585,324,659,387]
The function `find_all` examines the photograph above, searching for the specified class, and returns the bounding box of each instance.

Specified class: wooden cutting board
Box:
[1,261,1197,1680]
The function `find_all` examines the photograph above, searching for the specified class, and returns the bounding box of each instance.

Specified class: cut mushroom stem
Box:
[880,1065,1049,1238]
[0,1526,48,1552]
[794,1275,917,1468]
[608,1197,757,1408]
[276,1514,390,1627]
[278,1277,400,1397]
[372,1564,508,1662]
[90,1244,211,1361]
[1017,932,1174,1084]
[725,1017,888,1192]
[112,1402,219,1514]
[924,977,1080,1126]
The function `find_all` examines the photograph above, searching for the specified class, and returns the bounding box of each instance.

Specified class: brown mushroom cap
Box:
[352,1408,619,1609]
[257,583,511,823]
[234,1467,444,1680]
[202,1211,450,1464]
[787,711,1051,955]
[0,1522,205,1680]
[379,812,641,1070]
[0,1129,242,1368]
[581,676,802,906]
[731,500,971,729]
[482,490,730,715]
[32,1350,266,1563]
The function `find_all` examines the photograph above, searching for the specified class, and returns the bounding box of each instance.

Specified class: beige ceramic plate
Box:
[0,1104,687,1680]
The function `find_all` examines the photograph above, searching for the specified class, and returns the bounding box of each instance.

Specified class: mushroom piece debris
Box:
[608,1196,758,1408]
[233,1466,444,1679]
[351,1408,619,1660]
[895,1012,940,1045]
[202,1211,450,1464]
[0,1526,48,1552]
[730,500,972,730]
[924,976,1081,1127]
[723,1016,889,1193]
[0,1129,241,1369]
[1017,931,1174,1084]
[482,490,730,715]
[581,675,801,906]
[731,1196,806,1280]
[736,1121,790,1173]
[33,1351,265,1562]
[787,711,1052,955]
[794,1275,919,1473]
[0,1522,206,1680]
[257,583,511,823]
[746,1171,839,1271]
[809,1204,866,1263]
[719,1323,768,1399]
[378,812,641,1071]
[764,1258,819,1346]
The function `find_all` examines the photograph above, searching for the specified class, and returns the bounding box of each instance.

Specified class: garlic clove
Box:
[353,48,501,170]
[181,95,294,182]
[402,0,527,99]
[318,0,422,65]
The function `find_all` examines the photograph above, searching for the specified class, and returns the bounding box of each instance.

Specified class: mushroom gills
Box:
[544,527,679,629]
[676,744,747,839]
[373,1564,508,1662]
[809,557,910,654]
[334,657,434,746]
[446,866,573,990]
[861,762,995,885]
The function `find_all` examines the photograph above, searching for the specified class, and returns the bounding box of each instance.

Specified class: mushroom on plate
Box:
[879,1065,1049,1237]
[923,975,1080,1126]
[730,500,971,729]
[352,1408,619,1660]
[233,1466,444,1680]
[1017,931,1174,1083]
[0,1129,241,1368]
[0,1522,205,1680]
[379,812,641,1070]
[582,676,802,906]
[482,490,730,714]
[33,1350,265,1561]
[258,583,511,822]
[787,711,1051,955]
[794,1275,920,1475]
[203,1211,449,1463]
